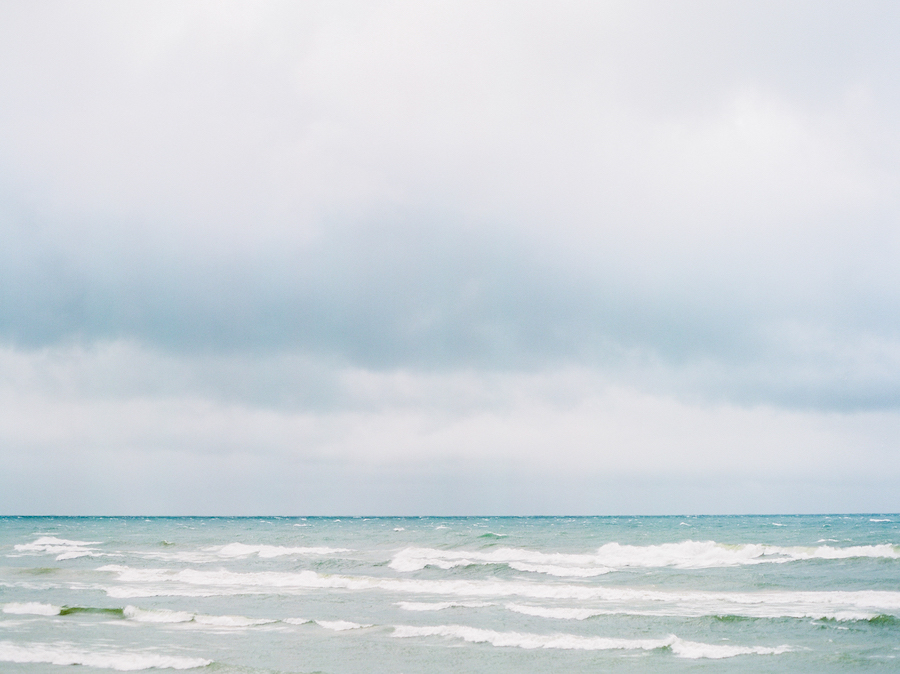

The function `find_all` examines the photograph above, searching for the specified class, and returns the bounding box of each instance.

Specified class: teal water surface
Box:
[1,515,899,672]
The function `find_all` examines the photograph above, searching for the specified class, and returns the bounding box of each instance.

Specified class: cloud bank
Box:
[1,1,899,513]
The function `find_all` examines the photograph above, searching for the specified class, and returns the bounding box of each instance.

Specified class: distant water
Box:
[1,515,899,673]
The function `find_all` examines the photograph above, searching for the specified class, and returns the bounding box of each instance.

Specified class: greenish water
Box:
[1,515,898,672]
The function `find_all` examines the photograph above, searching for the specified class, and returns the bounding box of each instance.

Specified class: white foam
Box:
[390,541,900,576]
[210,543,351,558]
[55,551,96,560]
[14,537,101,561]
[870,519,892,522]
[389,547,613,575]
[505,604,603,620]
[124,606,195,623]
[390,625,788,658]
[194,613,275,627]
[396,601,493,611]
[508,562,610,577]
[123,605,274,627]
[670,640,791,659]
[315,619,371,631]
[0,641,211,670]
[284,617,312,625]
[96,564,900,619]
[2,602,61,616]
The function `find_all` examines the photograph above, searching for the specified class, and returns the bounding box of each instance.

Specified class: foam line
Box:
[389,541,900,575]
[0,641,210,670]
[390,625,790,658]
[211,543,351,558]
[96,564,900,619]
[2,603,61,616]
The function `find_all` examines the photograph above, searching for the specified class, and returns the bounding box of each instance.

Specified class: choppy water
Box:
[1,515,899,672]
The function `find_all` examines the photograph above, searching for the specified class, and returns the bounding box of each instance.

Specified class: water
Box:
[1,515,898,672]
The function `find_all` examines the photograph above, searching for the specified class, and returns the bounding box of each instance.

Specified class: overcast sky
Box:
[1,0,899,515]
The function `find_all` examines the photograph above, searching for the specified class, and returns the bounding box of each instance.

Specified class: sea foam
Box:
[390,625,789,658]
[123,605,275,627]
[13,537,101,561]
[396,601,494,611]
[2,602,62,616]
[315,620,371,631]
[0,641,211,670]
[95,564,900,619]
[389,541,900,576]
[211,543,351,558]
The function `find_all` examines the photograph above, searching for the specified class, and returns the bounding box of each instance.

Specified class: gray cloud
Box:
[2,1,900,514]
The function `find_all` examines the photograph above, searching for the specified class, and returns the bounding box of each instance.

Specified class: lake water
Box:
[1,515,899,672]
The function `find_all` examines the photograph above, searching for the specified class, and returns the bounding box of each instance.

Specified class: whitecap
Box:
[14,537,101,561]
[123,605,274,627]
[210,543,351,558]
[0,641,211,670]
[508,562,610,577]
[2,603,61,616]
[95,564,900,619]
[389,546,613,576]
[123,606,195,623]
[396,601,493,611]
[315,620,371,631]
[505,604,603,620]
[194,613,276,627]
[14,537,100,552]
[390,625,789,658]
[670,639,791,659]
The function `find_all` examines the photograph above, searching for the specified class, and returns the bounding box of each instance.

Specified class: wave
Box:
[502,602,884,622]
[0,641,210,670]
[13,536,102,561]
[389,541,900,576]
[389,547,613,576]
[396,601,494,611]
[123,606,275,627]
[271,617,371,630]
[390,625,789,659]
[505,604,604,620]
[315,619,371,631]
[2,601,274,628]
[209,543,352,558]
[96,564,900,620]
[2,602,62,616]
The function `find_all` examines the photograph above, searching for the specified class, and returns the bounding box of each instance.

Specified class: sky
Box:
[1,0,899,515]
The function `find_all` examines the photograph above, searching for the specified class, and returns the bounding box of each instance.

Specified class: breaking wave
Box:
[123,606,275,627]
[210,543,352,558]
[95,564,900,620]
[12,537,102,561]
[2,602,62,616]
[0,641,210,670]
[390,625,790,658]
[389,541,900,576]
[396,601,494,611]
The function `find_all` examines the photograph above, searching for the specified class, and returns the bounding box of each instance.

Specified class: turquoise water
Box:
[1,515,898,672]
